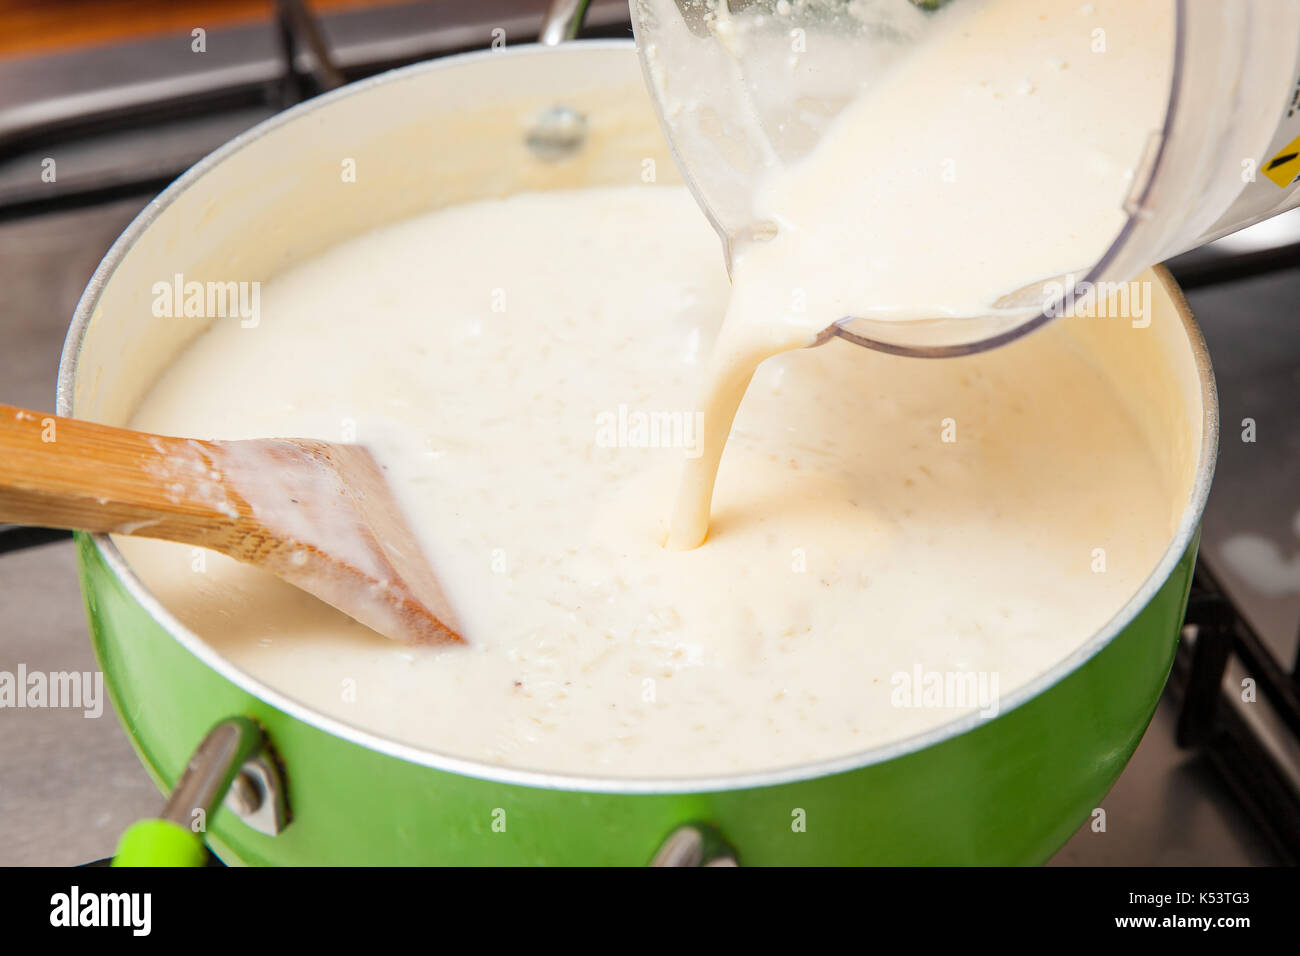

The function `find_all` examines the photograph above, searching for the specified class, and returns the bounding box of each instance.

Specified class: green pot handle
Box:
[111,716,286,867]
[112,819,208,868]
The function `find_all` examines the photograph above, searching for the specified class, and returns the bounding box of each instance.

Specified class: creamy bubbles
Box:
[120,185,1172,777]
[116,0,1178,778]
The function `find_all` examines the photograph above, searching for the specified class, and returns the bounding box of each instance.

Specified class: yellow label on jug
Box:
[1263,132,1300,188]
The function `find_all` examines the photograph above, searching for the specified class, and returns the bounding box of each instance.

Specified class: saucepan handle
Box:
[525,1,598,160]
[113,717,288,866]
[540,0,592,45]
[650,824,740,867]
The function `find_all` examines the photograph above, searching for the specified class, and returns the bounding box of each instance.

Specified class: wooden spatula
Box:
[0,404,460,644]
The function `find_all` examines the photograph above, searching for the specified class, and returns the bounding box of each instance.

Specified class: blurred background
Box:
[0,0,1297,866]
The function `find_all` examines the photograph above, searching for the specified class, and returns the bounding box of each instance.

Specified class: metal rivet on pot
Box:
[225,770,261,816]
[526,106,588,161]
[223,754,289,837]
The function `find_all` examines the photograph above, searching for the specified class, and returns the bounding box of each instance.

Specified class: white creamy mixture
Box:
[119,185,1173,777]
[741,0,1173,323]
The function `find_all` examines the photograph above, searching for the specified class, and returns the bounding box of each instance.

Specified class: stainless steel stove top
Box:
[1,1,1297,867]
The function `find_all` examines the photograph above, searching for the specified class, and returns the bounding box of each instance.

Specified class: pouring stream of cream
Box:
[666,0,1173,549]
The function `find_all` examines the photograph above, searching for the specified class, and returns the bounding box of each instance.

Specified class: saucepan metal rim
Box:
[57,39,1220,796]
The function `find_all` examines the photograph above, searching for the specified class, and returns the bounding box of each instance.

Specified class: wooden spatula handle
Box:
[0,403,234,545]
[0,403,460,643]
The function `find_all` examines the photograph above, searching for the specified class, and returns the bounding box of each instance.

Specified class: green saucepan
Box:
[57,38,1218,865]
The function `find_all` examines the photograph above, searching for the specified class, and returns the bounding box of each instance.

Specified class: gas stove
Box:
[1,0,1297,867]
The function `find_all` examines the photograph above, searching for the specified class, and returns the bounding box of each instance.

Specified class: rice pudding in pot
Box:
[116,184,1175,777]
